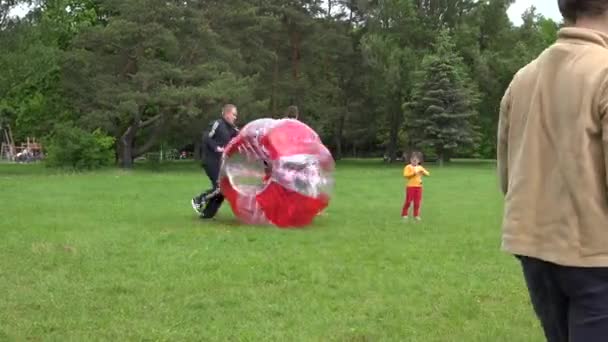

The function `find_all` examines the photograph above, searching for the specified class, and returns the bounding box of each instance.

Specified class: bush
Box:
[45,124,115,170]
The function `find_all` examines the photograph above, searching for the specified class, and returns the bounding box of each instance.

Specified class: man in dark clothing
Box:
[191,104,239,219]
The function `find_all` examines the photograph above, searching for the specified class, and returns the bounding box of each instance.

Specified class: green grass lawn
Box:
[0,160,542,341]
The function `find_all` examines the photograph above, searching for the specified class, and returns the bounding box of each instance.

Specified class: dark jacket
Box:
[204,117,238,162]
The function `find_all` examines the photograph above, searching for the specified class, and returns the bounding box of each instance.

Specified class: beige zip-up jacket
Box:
[498,28,608,267]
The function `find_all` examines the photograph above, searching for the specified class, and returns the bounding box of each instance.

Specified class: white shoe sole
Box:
[191,199,201,214]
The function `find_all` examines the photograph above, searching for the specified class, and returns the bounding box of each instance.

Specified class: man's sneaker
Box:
[191,198,203,214]
[402,216,409,222]
[414,216,422,222]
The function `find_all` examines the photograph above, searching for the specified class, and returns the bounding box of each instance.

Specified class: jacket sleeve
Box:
[404,165,415,178]
[206,120,220,152]
[497,84,512,195]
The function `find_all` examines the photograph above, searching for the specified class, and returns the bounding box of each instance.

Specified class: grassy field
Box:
[0,160,542,341]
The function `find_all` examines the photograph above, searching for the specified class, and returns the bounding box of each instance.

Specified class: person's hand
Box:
[216,146,224,153]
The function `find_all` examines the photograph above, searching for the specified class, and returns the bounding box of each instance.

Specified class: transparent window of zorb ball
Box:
[223,152,269,196]
[274,154,333,198]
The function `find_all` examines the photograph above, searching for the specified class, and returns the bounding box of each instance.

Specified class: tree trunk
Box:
[194,140,201,161]
[334,133,343,161]
[134,123,163,158]
[290,29,300,81]
[382,92,404,162]
[334,105,347,160]
[271,44,279,115]
[437,148,445,167]
[388,128,398,162]
[443,150,451,164]
[120,135,135,168]
[114,140,120,164]
[387,105,401,162]
[119,124,137,169]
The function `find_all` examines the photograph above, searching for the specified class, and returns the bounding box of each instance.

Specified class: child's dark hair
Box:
[409,151,423,162]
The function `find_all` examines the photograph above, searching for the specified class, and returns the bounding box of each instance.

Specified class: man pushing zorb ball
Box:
[218,118,334,228]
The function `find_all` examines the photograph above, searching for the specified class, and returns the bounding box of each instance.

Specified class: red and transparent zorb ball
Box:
[219,118,335,228]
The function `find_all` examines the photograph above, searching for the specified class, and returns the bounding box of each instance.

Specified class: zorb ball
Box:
[219,118,335,228]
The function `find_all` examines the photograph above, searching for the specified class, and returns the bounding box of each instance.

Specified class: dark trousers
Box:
[518,256,608,342]
[196,158,224,218]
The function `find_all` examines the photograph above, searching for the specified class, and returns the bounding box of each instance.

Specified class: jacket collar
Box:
[220,117,237,129]
[557,27,608,48]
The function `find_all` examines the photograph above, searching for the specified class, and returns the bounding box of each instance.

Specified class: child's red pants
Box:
[402,186,422,217]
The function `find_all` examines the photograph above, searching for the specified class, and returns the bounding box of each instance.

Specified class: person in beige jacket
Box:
[498,1,608,341]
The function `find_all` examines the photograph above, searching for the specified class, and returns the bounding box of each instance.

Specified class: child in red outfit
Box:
[402,152,430,221]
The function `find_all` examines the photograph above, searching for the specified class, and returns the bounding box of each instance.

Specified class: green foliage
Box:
[45,123,115,170]
[61,0,265,167]
[0,0,95,142]
[0,0,561,163]
[406,30,480,163]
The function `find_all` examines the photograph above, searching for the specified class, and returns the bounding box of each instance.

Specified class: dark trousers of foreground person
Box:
[195,158,224,219]
[519,256,608,342]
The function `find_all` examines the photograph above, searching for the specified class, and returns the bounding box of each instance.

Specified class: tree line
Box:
[0,0,560,168]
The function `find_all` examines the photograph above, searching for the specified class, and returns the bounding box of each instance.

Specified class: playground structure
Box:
[1,125,44,162]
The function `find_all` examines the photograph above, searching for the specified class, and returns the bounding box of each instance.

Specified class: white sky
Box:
[8,3,30,17]
[9,1,562,26]
[507,0,562,25]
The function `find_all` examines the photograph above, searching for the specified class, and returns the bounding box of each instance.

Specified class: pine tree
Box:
[405,29,479,165]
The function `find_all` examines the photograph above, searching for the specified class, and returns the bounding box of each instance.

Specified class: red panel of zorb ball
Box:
[220,119,335,228]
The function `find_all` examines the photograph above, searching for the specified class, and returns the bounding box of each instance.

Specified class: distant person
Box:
[191,104,239,219]
[498,1,608,340]
[285,105,299,120]
[401,151,430,221]
[15,148,32,163]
